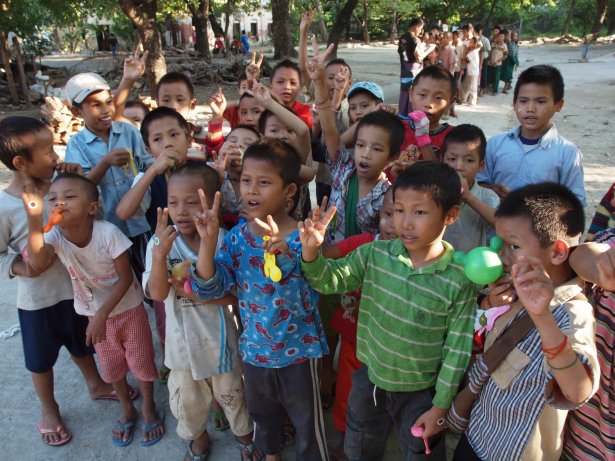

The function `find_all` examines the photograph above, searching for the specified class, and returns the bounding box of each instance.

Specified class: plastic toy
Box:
[410,425,431,455]
[43,208,63,233]
[475,305,511,336]
[263,236,282,282]
[171,260,194,294]
[453,236,504,285]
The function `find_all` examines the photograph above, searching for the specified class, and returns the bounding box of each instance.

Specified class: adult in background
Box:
[398,18,424,116]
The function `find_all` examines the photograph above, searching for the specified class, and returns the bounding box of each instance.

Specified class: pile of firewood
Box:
[40,96,83,145]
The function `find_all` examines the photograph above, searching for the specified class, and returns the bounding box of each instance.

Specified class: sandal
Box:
[209,409,230,432]
[141,411,165,447]
[93,386,139,402]
[111,416,137,447]
[237,438,265,461]
[158,365,170,385]
[37,421,72,447]
[185,441,210,461]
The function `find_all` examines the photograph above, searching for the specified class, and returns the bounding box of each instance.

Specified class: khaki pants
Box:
[461,75,478,106]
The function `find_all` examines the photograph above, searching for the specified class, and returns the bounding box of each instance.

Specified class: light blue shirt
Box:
[65,121,152,237]
[476,124,586,206]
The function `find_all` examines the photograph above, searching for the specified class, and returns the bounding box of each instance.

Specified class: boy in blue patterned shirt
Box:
[190,139,329,461]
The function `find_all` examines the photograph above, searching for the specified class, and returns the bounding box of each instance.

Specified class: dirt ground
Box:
[0,41,614,460]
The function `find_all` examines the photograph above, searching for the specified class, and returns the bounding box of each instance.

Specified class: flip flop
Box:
[209,409,230,432]
[37,421,72,447]
[111,416,137,447]
[185,441,210,461]
[94,386,139,401]
[140,411,165,447]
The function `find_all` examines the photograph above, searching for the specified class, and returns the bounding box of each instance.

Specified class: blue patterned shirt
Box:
[190,224,328,368]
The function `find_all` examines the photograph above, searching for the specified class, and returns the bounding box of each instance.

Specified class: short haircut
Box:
[53,172,99,202]
[239,92,256,104]
[140,106,191,147]
[461,25,470,31]
[475,24,484,33]
[271,59,302,83]
[495,182,584,247]
[412,65,457,101]
[354,110,405,159]
[442,124,487,161]
[392,161,461,214]
[257,106,297,135]
[0,116,50,170]
[238,76,248,88]
[125,100,150,115]
[513,65,565,103]
[242,138,300,187]
[409,18,424,28]
[168,162,221,203]
[227,124,261,140]
[155,72,195,99]
[326,58,353,79]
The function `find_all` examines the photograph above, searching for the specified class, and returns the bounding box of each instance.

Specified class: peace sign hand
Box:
[254,215,289,255]
[123,43,148,82]
[193,190,221,246]
[246,52,264,82]
[311,35,334,65]
[298,197,337,259]
[250,82,273,106]
[153,207,178,258]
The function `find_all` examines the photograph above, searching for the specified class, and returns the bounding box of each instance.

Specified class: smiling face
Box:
[76,90,115,137]
[270,67,301,106]
[409,76,452,130]
[156,82,196,119]
[146,116,191,162]
[167,173,209,237]
[348,92,379,124]
[513,83,563,140]
[238,97,265,129]
[354,125,391,181]
[20,127,59,181]
[443,140,483,186]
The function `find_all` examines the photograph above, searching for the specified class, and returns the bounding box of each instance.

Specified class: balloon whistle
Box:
[410,425,431,455]
[263,236,282,282]
[43,208,63,233]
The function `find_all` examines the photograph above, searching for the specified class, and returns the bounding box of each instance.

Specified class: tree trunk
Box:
[485,0,498,25]
[187,0,211,60]
[608,0,615,34]
[562,0,578,35]
[118,0,167,97]
[361,0,370,44]
[271,0,297,58]
[208,9,225,37]
[328,0,358,58]
[592,0,608,33]
[12,36,30,104]
[0,31,19,105]
[389,9,398,41]
[311,0,329,42]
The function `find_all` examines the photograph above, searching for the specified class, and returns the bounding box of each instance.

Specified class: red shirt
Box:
[292,100,313,129]
[223,106,240,129]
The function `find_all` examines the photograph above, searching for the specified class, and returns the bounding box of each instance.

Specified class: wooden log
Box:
[0,31,19,105]
[12,36,30,105]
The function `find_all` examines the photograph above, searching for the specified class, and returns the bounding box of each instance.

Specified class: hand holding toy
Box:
[410,425,431,455]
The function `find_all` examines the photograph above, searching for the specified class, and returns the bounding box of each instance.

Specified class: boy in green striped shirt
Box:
[300,161,476,460]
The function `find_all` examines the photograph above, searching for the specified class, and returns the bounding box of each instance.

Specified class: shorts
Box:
[19,300,94,373]
[92,304,158,383]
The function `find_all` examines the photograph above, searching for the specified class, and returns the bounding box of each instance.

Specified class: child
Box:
[460,37,481,107]
[189,139,329,461]
[143,164,259,460]
[213,35,225,56]
[398,18,425,116]
[236,93,266,130]
[269,59,313,128]
[345,81,384,126]
[476,65,586,205]
[474,25,491,96]
[22,173,164,447]
[124,100,150,129]
[300,161,476,459]
[64,72,152,281]
[487,31,508,94]
[156,72,197,119]
[442,124,499,253]
[501,30,519,93]
[223,53,265,127]
[240,30,250,55]
[586,181,615,240]
[453,182,599,460]
[0,117,121,447]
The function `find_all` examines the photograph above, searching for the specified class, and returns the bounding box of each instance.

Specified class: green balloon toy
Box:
[453,236,504,285]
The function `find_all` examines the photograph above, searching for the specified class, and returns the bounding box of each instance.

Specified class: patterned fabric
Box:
[325,146,390,245]
[587,182,615,241]
[190,224,328,368]
[563,228,615,461]
[398,121,453,164]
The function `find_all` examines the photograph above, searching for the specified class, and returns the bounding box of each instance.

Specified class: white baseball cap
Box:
[65,72,110,106]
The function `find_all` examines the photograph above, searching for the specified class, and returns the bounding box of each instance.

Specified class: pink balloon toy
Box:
[410,425,431,455]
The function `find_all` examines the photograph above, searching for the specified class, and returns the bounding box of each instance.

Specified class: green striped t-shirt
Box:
[301,239,476,408]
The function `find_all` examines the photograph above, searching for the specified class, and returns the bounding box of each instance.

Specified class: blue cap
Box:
[347,82,384,102]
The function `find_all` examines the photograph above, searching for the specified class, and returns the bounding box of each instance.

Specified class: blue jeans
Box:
[345,366,445,461]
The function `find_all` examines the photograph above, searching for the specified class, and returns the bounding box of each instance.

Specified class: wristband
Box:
[547,353,578,371]
[542,336,569,359]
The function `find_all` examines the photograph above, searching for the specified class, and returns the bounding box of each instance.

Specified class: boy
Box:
[64,72,152,281]
[460,38,481,107]
[454,183,599,460]
[124,100,150,129]
[398,18,425,116]
[22,173,164,447]
[476,65,586,205]
[190,139,329,461]
[144,164,259,460]
[156,72,197,119]
[442,124,499,253]
[487,31,508,94]
[346,81,384,126]
[270,59,313,128]
[0,117,120,447]
[474,25,491,95]
[300,161,476,460]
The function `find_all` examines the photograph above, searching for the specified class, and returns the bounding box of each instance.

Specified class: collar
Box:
[82,121,121,144]
[391,239,455,273]
[508,124,559,149]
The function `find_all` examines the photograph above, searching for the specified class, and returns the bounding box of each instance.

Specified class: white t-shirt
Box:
[143,228,241,380]
[45,220,143,316]
[466,48,481,76]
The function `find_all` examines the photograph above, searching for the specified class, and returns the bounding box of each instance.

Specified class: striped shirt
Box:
[587,182,615,241]
[563,229,615,461]
[467,278,599,461]
[301,239,476,408]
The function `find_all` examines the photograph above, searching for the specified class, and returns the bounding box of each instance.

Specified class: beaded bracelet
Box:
[542,336,568,359]
[547,353,578,371]
[316,102,332,111]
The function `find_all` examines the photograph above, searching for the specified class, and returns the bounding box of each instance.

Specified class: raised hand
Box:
[298,197,336,254]
[333,66,350,91]
[194,190,221,246]
[250,82,273,106]
[152,207,178,258]
[485,274,516,308]
[123,43,148,82]
[151,150,179,175]
[209,87,227,120]
[219,142,243,170]
[254,215,289,255]
[300,10,315,34]
[246,52,264,82]
[311,35,335,65]
[21,181,45,219]
[306,58,326,83]
[408,110,431,147]
[511,255,554,318]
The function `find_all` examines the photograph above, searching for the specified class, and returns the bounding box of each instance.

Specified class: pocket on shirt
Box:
[491,346,531,390]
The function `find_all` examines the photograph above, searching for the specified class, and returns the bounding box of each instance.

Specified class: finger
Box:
[267,215,279,236]
[321,196,329,211]
[133,42,140,59]
[155,207,163,232]
[257,53,264,67]
[253,217,272,233]
[85,333,92,347]
[323,205,337,226]
[250,51,256,64]
[322,43,335,60]
[197,188,210,211]
[311,35,318,56]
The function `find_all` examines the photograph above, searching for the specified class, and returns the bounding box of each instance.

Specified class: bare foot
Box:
[88,382,116,400]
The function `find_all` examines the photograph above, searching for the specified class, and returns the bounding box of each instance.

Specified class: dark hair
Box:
[155,72,195,99]
[238,76,248,88]
[227,124,261,140]
[495,182,584,247]
[239,92,256,104]
[513,65,565,103]
[53,172,99,202]
[475,24,484,33]
[0,116,50,170]
[452,30,460,37]
[326,58,353,79]
[257,105,298,135]
[242,138,300,187]
[461,25,470,31]
[443,124,487,161]
[392,161,461,214]
[409,18,424,28]
[271,59,302,83]
[168,162,221,203]
[140,107,191,147]
[354,110,405,159]
[347,89,382,103]
[412,65,457,101]
[125,100,150,116]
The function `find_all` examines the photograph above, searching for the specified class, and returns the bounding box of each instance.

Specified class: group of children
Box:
[0,11,612,461]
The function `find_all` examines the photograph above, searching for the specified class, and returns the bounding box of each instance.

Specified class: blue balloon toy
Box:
[453,236,504,285]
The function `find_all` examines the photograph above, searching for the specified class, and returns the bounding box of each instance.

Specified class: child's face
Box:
[238,79,249,95]
[75,90,115,134]
[264,114,297,145]
[157,82,196,119]
[443,140,484,186]
[393,187,458,254]
[496,215,553,275]
[240,157,296,221]
[348,93,379,124]
[21,127,59,181]
[325,63,350,97]
[379,189,397,240]
[270,67,301,106]
[238,97,264,128]
[409,77,452,129]
[146,116,191,163]
[496,33,505,44]
[167,174,208,236]
[124,106,147,129]
[513,83,563,139]
[47,179,97,226]
[222,127,260,172]
[354,125,391,180]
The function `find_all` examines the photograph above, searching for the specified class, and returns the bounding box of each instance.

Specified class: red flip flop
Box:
[37,421,72,447]
[94,386,139,401]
